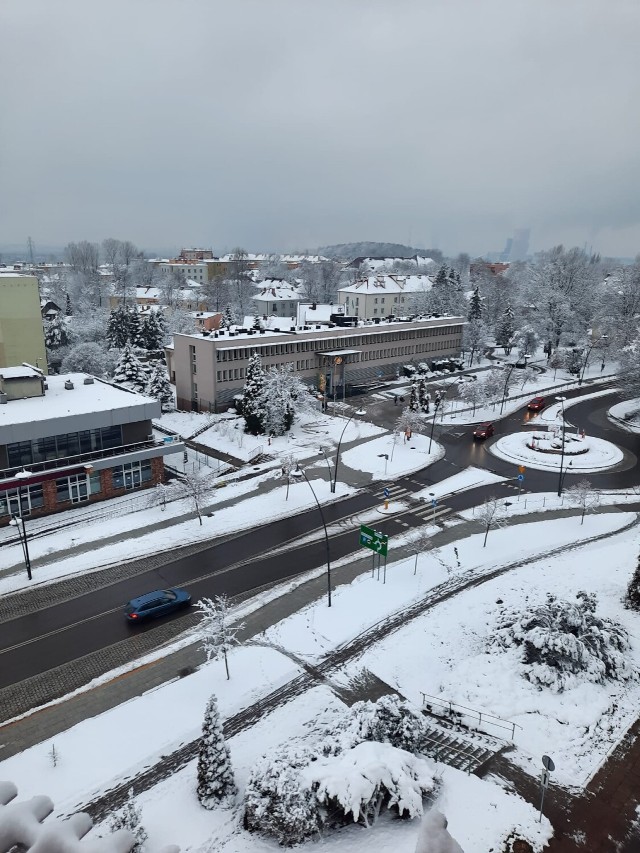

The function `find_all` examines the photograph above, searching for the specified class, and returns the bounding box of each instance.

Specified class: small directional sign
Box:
[359,524,389,557]
[517,474,525,482]
[431,497,438,507]
[518,465,526,474]
[383,487,390,498]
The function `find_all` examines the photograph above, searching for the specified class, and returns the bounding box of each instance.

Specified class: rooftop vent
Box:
[0,392,7,405]
[64,380,74,390]
[83,376,94,385]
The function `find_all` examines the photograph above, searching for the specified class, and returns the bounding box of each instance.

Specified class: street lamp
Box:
[10,468,34,580]
[291,465,332,607]
[428,398,441,454]
[329,408,365,494]
[500,362,518,415]
[377,453,389,476]
[556,396,567,497]
[579,335,607,385]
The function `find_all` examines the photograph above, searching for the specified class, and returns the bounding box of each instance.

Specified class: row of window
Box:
[7,426,124,469]
[214,325,462,364]
[0,461,153,517]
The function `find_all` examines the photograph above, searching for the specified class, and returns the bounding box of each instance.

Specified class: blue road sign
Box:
[517,474,525,482]
[431,498,438,507]
[383,487,390,498]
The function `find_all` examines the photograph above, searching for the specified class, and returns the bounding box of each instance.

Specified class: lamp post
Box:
[579,335,607,385]
[428,398,441,454]
[10,468,34,581]
[329,408,365,494]
[377,453,389,476]
[291,465,332,607]
[556,396,567,497]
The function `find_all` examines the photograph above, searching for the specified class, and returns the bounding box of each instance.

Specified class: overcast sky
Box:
[1,0,639,259]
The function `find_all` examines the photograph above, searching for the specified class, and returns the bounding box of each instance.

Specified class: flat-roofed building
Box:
[168,315,464,412]
[0,369,183,524]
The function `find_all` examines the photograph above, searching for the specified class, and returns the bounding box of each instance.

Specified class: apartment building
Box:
[0,273,47,370]
[168,315,464,412]
[0,367,183,524]
[337,274,433,319]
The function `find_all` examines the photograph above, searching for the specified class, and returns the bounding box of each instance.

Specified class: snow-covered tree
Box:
[414,809,464,853]
[476,496,509,547]
[513,325,539,359]
[145,362,173,410]
[197,694,236,808]
[409,528,435,575]
[280,453,297,500]
[260,364,312,436]
[61,342,113,377]
[409,379,420,413]
[495,304,515,354]
[241,352,265,434]
[463,319,488,366]
[108,789,147,853]
[106,305,131,349]
[490,592,633,692]
[565,478,600,524]
[468,285,483,320]
[625,551,640,611]
[44,314,69,350]
[458,378,483,414]
[395,407,423,439]
[195,594,244,679]
[167,470,211,525]
[140,311,166,350]
[113,344,148,392]
[65,292,73,316]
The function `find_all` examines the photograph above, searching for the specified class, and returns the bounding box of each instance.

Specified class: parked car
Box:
[125,588,192,623]
[473,422,494,439]
[527,396,546,412]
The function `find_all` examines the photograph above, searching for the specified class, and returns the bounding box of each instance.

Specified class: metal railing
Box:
[420,691,522,741]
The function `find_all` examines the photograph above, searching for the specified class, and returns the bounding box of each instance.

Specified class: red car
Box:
[473,422,494,439]
[527,396,546,412]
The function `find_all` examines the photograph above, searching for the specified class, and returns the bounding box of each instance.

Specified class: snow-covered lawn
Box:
[341,432,444,478]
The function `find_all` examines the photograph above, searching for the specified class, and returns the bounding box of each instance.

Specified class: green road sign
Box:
[359,524,389,557]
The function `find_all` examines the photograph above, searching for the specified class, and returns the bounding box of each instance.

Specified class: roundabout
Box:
[489,430,624,473]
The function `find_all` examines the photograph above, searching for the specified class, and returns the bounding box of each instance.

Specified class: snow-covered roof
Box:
[339,274,433,295]
[0,364,42,380]
[0,374,159,443]
[135,286,161,300]
[252,283,301,303]
[348,256,435,271]
[296,303,341,324]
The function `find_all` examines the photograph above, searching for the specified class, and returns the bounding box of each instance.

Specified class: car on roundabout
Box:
[473,422,494,440]
[527,396,546,412]
[125,588,192,623]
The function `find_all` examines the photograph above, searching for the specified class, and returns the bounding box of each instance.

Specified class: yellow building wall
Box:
[0,275,48,370]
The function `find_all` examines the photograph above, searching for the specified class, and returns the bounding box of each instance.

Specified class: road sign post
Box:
[383,486,390,510]
[539,755,555,822]
[359,524,389,558]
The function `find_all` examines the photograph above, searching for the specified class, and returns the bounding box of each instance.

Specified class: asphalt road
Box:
[1,384,637,689]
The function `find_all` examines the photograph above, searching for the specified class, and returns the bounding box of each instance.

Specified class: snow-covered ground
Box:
[490,431,623,473]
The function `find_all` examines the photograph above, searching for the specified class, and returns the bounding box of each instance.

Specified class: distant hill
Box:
[317,242,442,261]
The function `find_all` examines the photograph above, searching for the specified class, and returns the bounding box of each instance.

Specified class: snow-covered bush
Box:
[625,552,640,611]
[61,342,114,377]
[108,789,147,853]
[243,696,438,846]
[490,592,634,692]
[303,741,436,828]
[244,746,321,846]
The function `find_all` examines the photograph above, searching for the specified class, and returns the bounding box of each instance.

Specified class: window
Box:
[0,484,43,517]
[112,460,152,491]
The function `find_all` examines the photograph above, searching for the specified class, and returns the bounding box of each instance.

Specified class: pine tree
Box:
[127,308,144,349]
[625,551,640,611]
[197,694,236,808]
[109,789,148,853]
[409,380,420,413]
[65,293,73,316]
[140,312,166,350]
[252,314,262,330]
[145,362,173,409]
[468,286,483,320]
[221,305,234,329]
[241,352,265,434]
[106,306,130,349]
[44,315,69,350]
[113,343,148,392]
[417,376,429,413]
[495,304,515,354]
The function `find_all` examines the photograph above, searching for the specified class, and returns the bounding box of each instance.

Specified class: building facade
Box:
[337,275,433,319]
[168,316,464,412]
[0,273,48,370]
[0,368,184,525]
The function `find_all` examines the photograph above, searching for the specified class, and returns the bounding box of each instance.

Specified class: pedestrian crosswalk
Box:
[376,484,411,502]
[411,504,453,523]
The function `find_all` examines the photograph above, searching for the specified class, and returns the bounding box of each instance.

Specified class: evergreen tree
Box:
[625,551,640,611]
[109,789,147,853]
[468,286,483,320]
[65,292,73,316]
[140,312,166,350]
[127,308,144,349]
[197,694,236,808]
[409,380,420,412]
[106,306,130,349]
[495,304,515,354]
[145,362,173,409]
[44,315,69,350]
[241,352,265,434]
[252,314,262,330]
[417,376,430,413]
[221,305,234,329]
[113,343,148,392]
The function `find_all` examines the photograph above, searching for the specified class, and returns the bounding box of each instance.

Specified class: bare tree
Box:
[565,479,600,524]
[280,453,296,500]
[167,470,211,525]
[476,496,509,547]
[196,594,244,679]
[408,527,435,575]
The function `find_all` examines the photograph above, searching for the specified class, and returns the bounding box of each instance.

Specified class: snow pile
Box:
[489,592,634,692]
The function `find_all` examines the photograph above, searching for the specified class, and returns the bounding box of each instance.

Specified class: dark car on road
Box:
[527,396,546,412]
[473,422,494,439]
[125,588,192,623]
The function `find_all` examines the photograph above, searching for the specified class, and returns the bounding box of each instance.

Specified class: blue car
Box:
[125,588,192,623]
